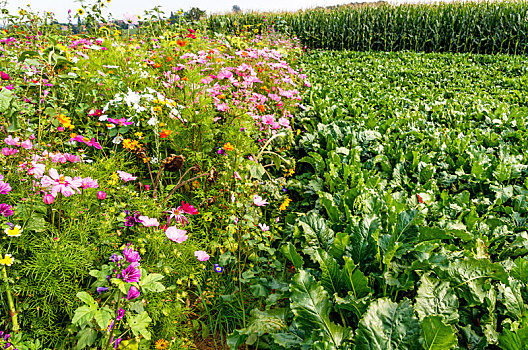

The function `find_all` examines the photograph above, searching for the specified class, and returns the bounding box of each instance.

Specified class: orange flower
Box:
[176,39,186,47]
[256,104,265,113]
[223,142,234,151]
[160,129,172,138]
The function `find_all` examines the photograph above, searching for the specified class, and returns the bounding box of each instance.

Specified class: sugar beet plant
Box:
[208,0,528,54]
[229,51,528,349]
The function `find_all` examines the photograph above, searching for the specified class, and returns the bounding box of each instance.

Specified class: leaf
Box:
[76,292,97,308]
[315,249,343,295]
[355,298,420,350]
[421,316,457,350]
[281,242,304,270]
[320,192,340,222]
[250,163,266,179]
[348,215,379,269]
[498,281,525,321]
[71,306,96,328]
[499,329,522,350]
[94,307,114,329]
[342,257,370,299]
[298,212,335,257]
[512,258,528,283]
[128,311,152,340]
[290,270,350,347]
[139,273,166,293]
[76,328,96,350]
[414,274,459,324]
[0,88,14,113]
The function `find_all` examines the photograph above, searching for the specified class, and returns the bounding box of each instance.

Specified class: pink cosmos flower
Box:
[166,207,188,226]
[278,117,290,128]
[253,194,269,206]
[1,148,18,156]
[107,118,133,127]
[41,168,82,197]
[86,138,102,150]
[20,140,32,149]
[27,163,45,178]
[234,171,242,180]
[80,177,99,189]
[117,171,137,182]
[0,181,12,194]
[64,153,81,163]
[194,251,210,261]
[4,135,19,146]
[138,216,159,227]
[165,226,188,243]
[123,12,139,26]
[258,223,270,232]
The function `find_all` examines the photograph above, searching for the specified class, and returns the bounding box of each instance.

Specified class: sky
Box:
[1,0,437,22]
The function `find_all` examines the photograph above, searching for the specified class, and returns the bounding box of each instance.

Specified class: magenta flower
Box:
[97,191,107,200]
[0,71,10,81]
[1,148,18,156]
[43,194,55,205]
[116,171,137,182]
[123,246,141,263]
[138,216,159,227]
[165,226,188,243]
[253,194,269,206]
[116,308,125,321]
[126,285,140,300]
[166,208,188,226]
[86,138,102,150]
[64,153,81,163]
[121,264,141,283]
[178,201,199,215]
[108,118,133,127]
[40,168,82,197]
[0,181,12,194]
[0,203,13,217]
[194,251,210,261]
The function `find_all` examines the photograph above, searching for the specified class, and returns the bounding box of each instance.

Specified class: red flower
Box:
[417,194,423,204]
[160,129,172,138]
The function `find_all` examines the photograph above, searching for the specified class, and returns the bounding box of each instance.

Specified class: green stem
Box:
[2,265,19,332]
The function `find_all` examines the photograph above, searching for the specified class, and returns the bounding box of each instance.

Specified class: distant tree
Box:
[232,5,241,13]
[185,7,206,21]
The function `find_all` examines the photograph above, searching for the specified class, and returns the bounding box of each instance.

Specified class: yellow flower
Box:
[122,139,139,150]
[0,254,13,266]
[5,225,22,237]
[296,129,301,136]
[284,167,295,178]
[18,9,26,16]
[134,131,143,138]
[107,0,112,2]
[223,142,235,151]
[279,197,292,211]
[77,8,84,15]
[155,339,169,349]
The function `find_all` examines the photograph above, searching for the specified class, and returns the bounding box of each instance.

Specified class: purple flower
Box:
[214,264,224,273]
[116,307,125,321]
[217,148,226,156]
[121,264,141,283]
[114,338,122,348]
[0,203,13,217]
[123,246,141,263]
[107,319,115,332]
[126,285,140,300]
[109,254,123,262]
[97,287,109,294]
[0,181,11,194]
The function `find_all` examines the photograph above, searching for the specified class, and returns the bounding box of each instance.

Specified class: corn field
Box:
[207,1,528,54]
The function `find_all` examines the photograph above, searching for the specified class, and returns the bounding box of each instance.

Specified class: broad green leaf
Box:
[355,298,420,350]
[94,307,114,329]
[414,274,459,324]
[76,292,97,308]
[290,270,350,347]
[298,212,335,257]
[76,328,96,350]
[128,311,152,340]
[315,249,343,295]
[281,242,304,270]
[320,192,340,222]
[342,257,370,299]
[348,215,379,269]
[498,281,525,321]
[250,163,266,179]
[139,273,166,293]
[512,258,528,283]
[421,316,457,350]
[71,306,96,327]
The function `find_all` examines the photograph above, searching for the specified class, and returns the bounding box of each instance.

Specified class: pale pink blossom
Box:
[0,181,11,194]
[194,251,210,261]
[234,171,242,180]
[4,135,19,146]
[258,223,270,232]
[1,148,18,156]
[117,171,137,182]
[253,194,269,206]
[80,177,99,189]
[165,226,188,243]
[20,140,32,149]
[139,216,159,227]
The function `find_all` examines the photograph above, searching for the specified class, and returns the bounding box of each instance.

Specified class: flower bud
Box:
[43,194,54,205]
[97,191,107,200]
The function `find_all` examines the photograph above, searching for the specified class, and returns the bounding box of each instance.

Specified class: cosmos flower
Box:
[116,171,137,182]
[0,181,12,194]
[166,207,188,226]
[253,194,269,206]
[138,216,160,227]
[194,251,210,261]
[0,203,13,217]
[165,227,188,243]
[41,169,82,197]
